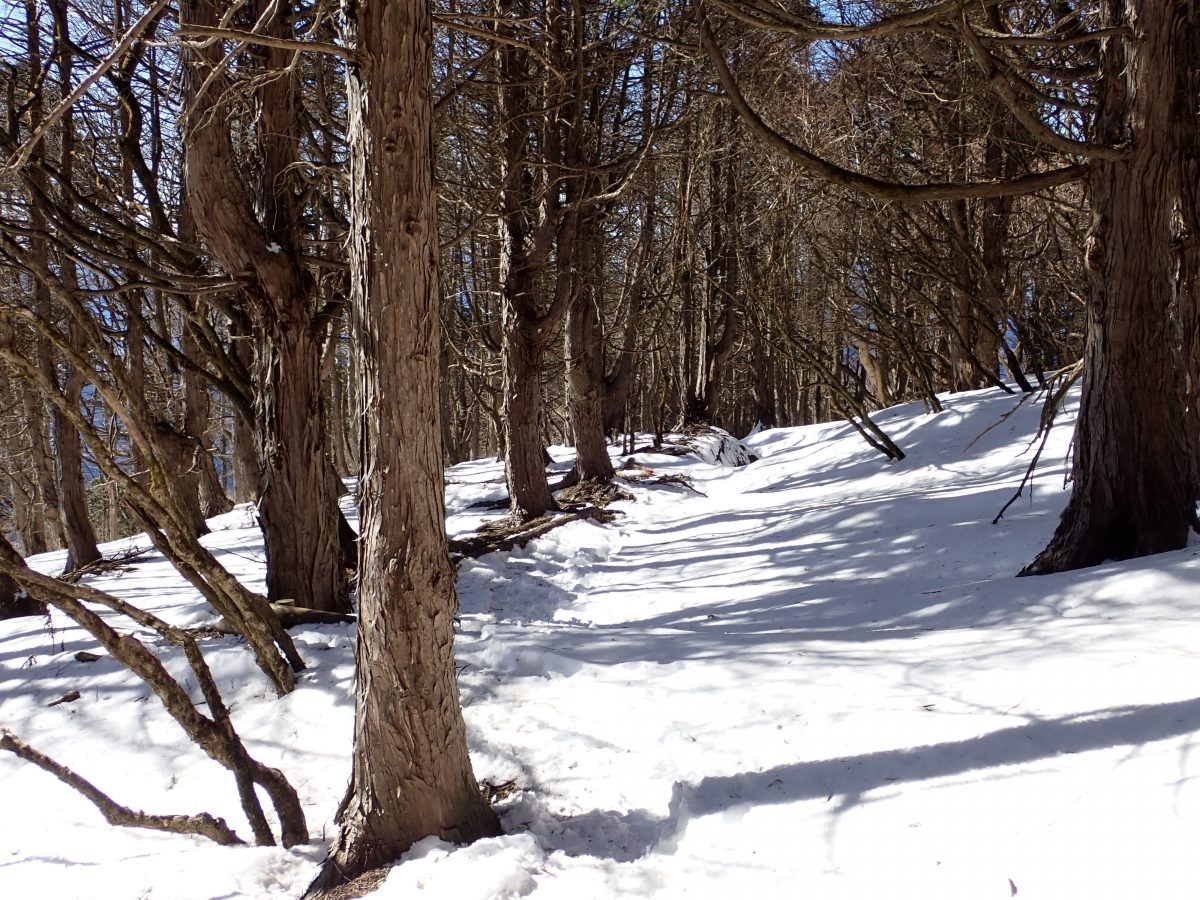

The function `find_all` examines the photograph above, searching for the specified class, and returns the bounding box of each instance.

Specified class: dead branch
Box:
[58,546,152,584]
[450,506,620,561]
[0,542,308,847]
[992,361,1083,525]
[0,728,243,846]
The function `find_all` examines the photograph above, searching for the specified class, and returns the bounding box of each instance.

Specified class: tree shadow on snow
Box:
[535,695,1200,862]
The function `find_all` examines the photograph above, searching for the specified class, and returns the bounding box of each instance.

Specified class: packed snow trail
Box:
[4,386,1200,898]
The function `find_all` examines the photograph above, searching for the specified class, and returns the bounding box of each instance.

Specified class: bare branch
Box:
[0,729,244,846]
[709,0,966,40]
[4,0,173,172]
[173,25,356,62]
[954,15,1123,161]
[700,18,1089,202]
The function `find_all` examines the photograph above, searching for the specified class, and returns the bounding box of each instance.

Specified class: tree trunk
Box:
[17,383,55,554]
[49,240,104,570]
[181,0,348,613]
[566,217,615,482]
[684,129,740,426]
[489,0,578,519]
[1178,13,1200,480]
[153,422,209,538]
[311,1,501,889]
[29,2,98,571]
[502,317,557,517]
[854,338,890,410]
[55,369,102,573]
[19,0,60,558]
[256,322,350,612]
[1023,0,1198,574]
[230,356,260,506]
[0,536,43,620]
[604,189,652,436]
[183,328,232,520]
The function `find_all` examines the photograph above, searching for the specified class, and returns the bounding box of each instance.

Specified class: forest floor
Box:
[5,385,1200,899]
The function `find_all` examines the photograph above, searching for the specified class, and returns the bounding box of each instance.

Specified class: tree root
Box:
[303,866,389,900]
[555,479,634,507]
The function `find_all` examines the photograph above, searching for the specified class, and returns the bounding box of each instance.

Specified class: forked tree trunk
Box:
[310,2,501,890]
[491,0,579,519]
[1023,0,1198,574]
[181,0,348,613]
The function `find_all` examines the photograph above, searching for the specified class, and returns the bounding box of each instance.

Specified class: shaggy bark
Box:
[309,0,502,890]
[1023,0,1199,573]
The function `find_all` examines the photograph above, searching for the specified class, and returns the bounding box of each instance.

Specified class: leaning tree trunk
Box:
[310,2,501,891]
[1022,0,1198,574]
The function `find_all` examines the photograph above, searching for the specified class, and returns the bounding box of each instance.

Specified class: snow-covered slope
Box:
[5,385,1200,899]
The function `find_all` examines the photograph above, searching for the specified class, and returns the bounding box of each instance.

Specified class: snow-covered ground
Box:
[5,385,1200,899]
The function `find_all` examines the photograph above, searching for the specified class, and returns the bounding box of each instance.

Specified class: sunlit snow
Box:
[4,385,1200,899]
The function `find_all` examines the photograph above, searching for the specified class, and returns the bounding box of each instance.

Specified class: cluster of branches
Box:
[1,0,1091,566]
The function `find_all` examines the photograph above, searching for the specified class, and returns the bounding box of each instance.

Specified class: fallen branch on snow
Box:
[450,505,620,561]
[0,728,243,845]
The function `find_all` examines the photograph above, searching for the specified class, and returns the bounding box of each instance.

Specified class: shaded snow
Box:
[5,385,1200,898]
